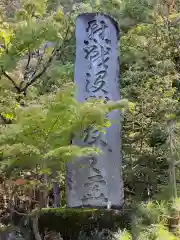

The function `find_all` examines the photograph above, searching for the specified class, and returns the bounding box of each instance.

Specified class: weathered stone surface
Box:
[66,13,123,208]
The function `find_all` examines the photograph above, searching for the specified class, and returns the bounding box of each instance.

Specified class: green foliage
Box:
[113,230,132,240]
[0,83,128,177]
[137,224,179,240]
[130,200,180,239]
[77,229,113,240]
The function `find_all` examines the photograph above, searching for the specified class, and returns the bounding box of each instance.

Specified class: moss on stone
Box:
[39,208,132,240]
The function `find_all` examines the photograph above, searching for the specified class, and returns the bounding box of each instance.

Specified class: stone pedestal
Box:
[66,13,123,208]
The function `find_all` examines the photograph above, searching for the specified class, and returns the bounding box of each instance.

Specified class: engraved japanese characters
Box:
[66,13,124,208]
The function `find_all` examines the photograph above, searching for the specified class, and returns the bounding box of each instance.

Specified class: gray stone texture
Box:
[66,13,123,208]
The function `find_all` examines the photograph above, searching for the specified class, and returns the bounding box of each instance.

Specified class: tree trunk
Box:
[168,120,178,200]
[32,214,42,240]
[53,182,60,207]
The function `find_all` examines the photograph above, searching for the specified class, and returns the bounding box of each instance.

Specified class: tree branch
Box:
[21,49,56,93]
[175,160,180,166]
[25,49,31,72]
[12,209,29,217]
[21,23,71,94]
[30,47,47,80]
[32,213,42,240]
[2,69,21,93]
[23,48,31,82]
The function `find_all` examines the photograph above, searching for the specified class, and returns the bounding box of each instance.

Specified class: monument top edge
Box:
[76,12,119,36]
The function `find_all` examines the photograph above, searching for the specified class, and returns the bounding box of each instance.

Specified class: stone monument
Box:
[66,13,123,208]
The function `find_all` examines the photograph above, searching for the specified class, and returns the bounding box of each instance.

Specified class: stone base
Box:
[67,204,123,210]
[39,208,132,240]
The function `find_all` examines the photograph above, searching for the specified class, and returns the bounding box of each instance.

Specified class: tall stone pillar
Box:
[66,13,123,208]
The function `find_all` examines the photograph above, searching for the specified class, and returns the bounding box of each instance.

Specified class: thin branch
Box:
[30,47,46,79]
[21,48,57,93]
[124,188,136,195]
[23,48,31,82]
[12,205,41,217]
[12,209,29,217]
[124,117,154,144]
[21,12,73,93]
[2,69,21,93]
[25,49,31,72]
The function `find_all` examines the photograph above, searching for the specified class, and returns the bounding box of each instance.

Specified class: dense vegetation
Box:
[0,0,180,239]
